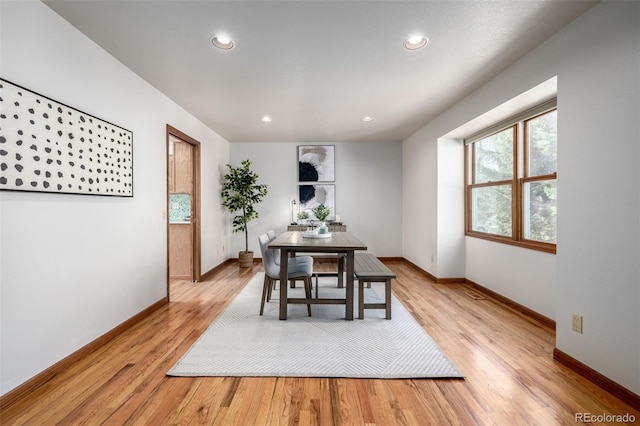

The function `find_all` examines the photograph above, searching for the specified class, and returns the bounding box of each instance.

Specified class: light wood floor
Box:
[1,260,638,425]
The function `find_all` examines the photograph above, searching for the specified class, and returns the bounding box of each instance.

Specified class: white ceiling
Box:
[43,1,596,143]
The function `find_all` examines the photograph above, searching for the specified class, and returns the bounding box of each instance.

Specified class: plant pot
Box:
[238,251,254,268]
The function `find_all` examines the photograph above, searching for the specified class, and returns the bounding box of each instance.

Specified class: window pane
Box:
[527,110,557,176]
[523,179,557,243]
[474,128,514,183]
[471,185,512,237]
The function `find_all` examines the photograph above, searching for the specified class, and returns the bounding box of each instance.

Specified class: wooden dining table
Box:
[268,231,368,320]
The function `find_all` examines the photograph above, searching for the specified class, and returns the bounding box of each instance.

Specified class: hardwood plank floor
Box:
[1,260,638,425]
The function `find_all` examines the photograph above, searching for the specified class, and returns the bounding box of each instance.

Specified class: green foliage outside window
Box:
[525,111,557,243]
[467,108,557,250]
[528,111,557,176]
[474,128,514,183]
[471,128,514,236]
[472,185,512,237]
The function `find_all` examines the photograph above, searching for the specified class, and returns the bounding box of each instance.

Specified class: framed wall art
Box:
[298,184,335,221]
[298,145,334,182]
[0,78,133,197]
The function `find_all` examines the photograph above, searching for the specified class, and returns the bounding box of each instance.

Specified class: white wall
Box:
[0,1,230,395]
[402,136,465,278]
[553,1,639,395]
[403,1,639,394]
[229,142,402,257]
[437,138,465,278]
[465,238,556,319]
[403,130,439,274]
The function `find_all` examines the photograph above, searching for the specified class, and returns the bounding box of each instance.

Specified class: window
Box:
[465,101,557,253]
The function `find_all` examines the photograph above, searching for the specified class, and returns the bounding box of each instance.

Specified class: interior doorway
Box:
[166,125,201,299]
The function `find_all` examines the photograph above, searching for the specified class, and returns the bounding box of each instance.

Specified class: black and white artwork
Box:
[0,78,133,197]
[299,184,335,220]
[298,145,334,182]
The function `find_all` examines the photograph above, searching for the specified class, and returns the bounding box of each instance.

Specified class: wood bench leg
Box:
[357,278,393,320]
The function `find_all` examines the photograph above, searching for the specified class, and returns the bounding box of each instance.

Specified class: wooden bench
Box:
[354,253,395,320]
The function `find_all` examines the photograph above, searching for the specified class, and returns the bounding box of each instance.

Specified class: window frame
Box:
[465,102,557,254]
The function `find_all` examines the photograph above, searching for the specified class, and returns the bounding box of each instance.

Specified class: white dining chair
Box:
[258,233,313,316]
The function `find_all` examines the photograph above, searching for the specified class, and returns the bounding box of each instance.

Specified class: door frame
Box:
[166,125,201,297]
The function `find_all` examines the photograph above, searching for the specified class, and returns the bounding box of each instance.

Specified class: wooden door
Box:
[167,127,201,286]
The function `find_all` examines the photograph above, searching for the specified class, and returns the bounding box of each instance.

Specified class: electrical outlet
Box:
[571,314,583,334]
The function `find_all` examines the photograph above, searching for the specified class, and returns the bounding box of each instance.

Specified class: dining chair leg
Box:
[304,276,312,316]
[260,275,272,315]
[266,276,275,302]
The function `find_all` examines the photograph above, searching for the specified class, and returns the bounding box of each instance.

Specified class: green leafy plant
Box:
[297,211,310,220]
[311,204,331,222]
[221,159,268,253]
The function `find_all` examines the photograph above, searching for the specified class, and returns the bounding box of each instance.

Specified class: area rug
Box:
[167,272,463,379]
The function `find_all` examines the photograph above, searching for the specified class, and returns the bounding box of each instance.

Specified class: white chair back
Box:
[258,233,280,278]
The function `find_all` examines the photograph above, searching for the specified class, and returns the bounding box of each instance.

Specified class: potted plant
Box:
[311,203,331,233]
[297,210,310,224]
[221,159,268,267]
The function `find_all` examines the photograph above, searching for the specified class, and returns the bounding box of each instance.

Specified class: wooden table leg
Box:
[345,250,354,320]
[385,279,392,320]
[289,253,296,288]
[337,255,344,288]
[358,278,364,319]
[279,249,289,320]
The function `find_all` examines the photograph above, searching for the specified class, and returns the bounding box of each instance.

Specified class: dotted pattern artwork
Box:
[0,78,133,196]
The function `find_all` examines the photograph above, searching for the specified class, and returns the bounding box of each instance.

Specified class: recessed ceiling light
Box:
[261,116,272,123]
[361,116,374,122]
[211,35,234,50]
[404,35,428,50]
